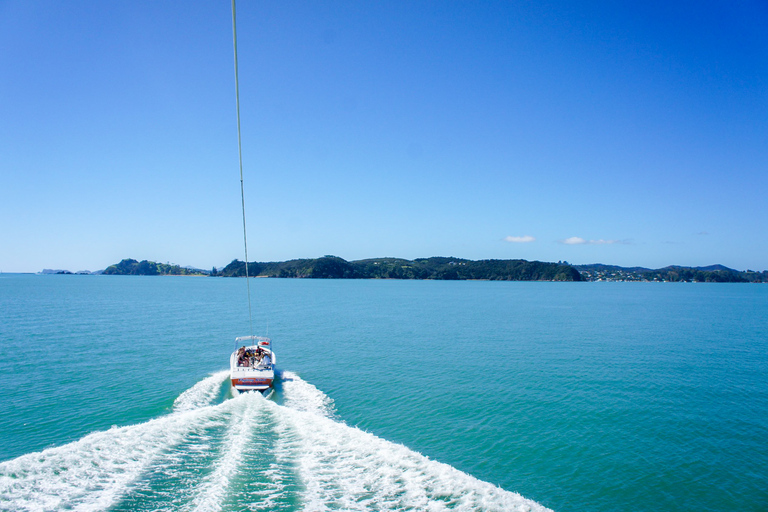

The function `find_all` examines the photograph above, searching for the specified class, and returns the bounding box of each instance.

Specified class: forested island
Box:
[213,256,582,281]
[103,259,207,276]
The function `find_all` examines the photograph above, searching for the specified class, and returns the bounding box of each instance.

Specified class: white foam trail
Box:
[279,371,336,418]
[0,372,235,512]
[0,408,217,511]
[174,371,229,412]
[187,393,262,512]
[274,374,551,512]
[227,397,303,511]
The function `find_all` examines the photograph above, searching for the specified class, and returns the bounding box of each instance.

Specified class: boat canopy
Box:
[235,335,271,345]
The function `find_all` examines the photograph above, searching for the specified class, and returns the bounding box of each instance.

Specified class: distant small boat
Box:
[230,336,275,393]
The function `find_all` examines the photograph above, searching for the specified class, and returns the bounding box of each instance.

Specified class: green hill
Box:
[215,256,582,281]
[103,259,207,276]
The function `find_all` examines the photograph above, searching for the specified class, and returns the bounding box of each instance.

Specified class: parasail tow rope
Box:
[231,0,253,338]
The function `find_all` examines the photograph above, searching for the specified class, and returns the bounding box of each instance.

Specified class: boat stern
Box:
[230,369,273,392]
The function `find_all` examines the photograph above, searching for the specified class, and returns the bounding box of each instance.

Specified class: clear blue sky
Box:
[2,1,767,273]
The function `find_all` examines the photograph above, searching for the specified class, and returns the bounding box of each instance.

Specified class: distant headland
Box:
[574,263,767,283]
[43,257,768,282]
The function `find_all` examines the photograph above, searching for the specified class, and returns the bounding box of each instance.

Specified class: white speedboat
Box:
[230,336,275,393]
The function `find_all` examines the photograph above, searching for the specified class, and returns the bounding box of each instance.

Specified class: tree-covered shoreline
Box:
[103,259,207,276]
[214,256,582,281]
[575,264,768,283]
[90,257,768,282]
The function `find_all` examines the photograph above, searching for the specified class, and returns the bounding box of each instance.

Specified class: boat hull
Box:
[230,372,273,392]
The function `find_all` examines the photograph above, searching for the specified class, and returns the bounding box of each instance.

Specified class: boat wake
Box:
[0,372,550,512]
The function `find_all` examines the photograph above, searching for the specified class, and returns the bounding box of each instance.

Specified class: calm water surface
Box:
[0,274,766,511]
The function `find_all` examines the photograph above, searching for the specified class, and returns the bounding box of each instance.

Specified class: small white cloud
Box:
[696,231,709,236]
[504,235,535,243]
[561,237,630,245]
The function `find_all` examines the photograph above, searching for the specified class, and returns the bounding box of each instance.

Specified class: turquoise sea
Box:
[0,274,766,511]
